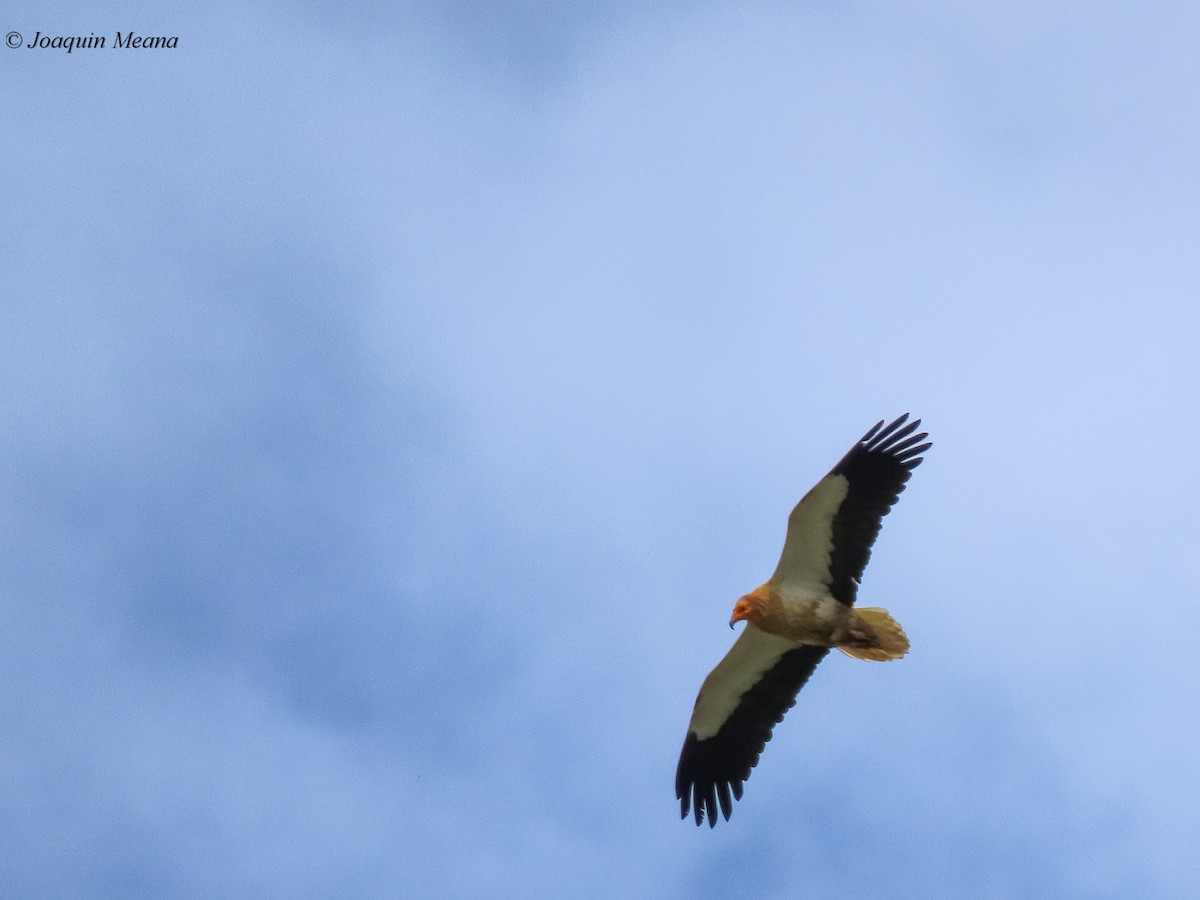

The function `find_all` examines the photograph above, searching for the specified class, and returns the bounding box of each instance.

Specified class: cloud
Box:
[3,1,1199,896]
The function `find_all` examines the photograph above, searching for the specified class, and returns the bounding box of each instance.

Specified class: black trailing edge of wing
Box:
[676,415,930,827]
[826,414,930,605]
[675,646,830,827]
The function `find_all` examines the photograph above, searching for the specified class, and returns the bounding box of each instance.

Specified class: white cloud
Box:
[3,1,1198,896]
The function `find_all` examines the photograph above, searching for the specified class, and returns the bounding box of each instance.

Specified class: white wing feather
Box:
[686,624,797,740]
[769,473,849,589]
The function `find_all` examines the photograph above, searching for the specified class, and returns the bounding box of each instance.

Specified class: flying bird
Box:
[676,414,930,827]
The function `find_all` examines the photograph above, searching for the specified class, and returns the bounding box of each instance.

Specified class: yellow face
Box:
[729,598,753,628]
[728,583,775,629]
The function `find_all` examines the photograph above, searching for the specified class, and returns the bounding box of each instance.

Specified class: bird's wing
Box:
[770,414,930,605]
[676,624,829,827]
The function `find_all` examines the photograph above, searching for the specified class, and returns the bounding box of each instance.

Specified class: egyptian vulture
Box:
[676,414,930,827]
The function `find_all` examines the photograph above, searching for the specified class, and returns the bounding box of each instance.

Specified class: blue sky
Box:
[3,2,1198,897]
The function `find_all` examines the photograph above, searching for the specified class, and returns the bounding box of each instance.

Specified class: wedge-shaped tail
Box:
[837,607,910,661]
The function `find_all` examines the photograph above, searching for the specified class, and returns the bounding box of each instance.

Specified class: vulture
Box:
[676,414,930,827]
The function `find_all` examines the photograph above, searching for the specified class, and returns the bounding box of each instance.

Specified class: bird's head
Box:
[729,584,772,629]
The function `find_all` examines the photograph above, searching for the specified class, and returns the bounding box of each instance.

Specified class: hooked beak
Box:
[729,600,751,629]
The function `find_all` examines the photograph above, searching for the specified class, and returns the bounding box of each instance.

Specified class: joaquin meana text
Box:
[23,32,179,52]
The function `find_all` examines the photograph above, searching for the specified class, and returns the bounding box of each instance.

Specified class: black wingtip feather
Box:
[717,781,733,821]
[859,418,887,445]
[675,647,830,827]
[890,432,929,457]
[870,418,919,451]
[826,414,931,604]
[676,416,931,826]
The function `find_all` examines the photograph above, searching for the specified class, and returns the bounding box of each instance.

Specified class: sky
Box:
[2,1,1199,897]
